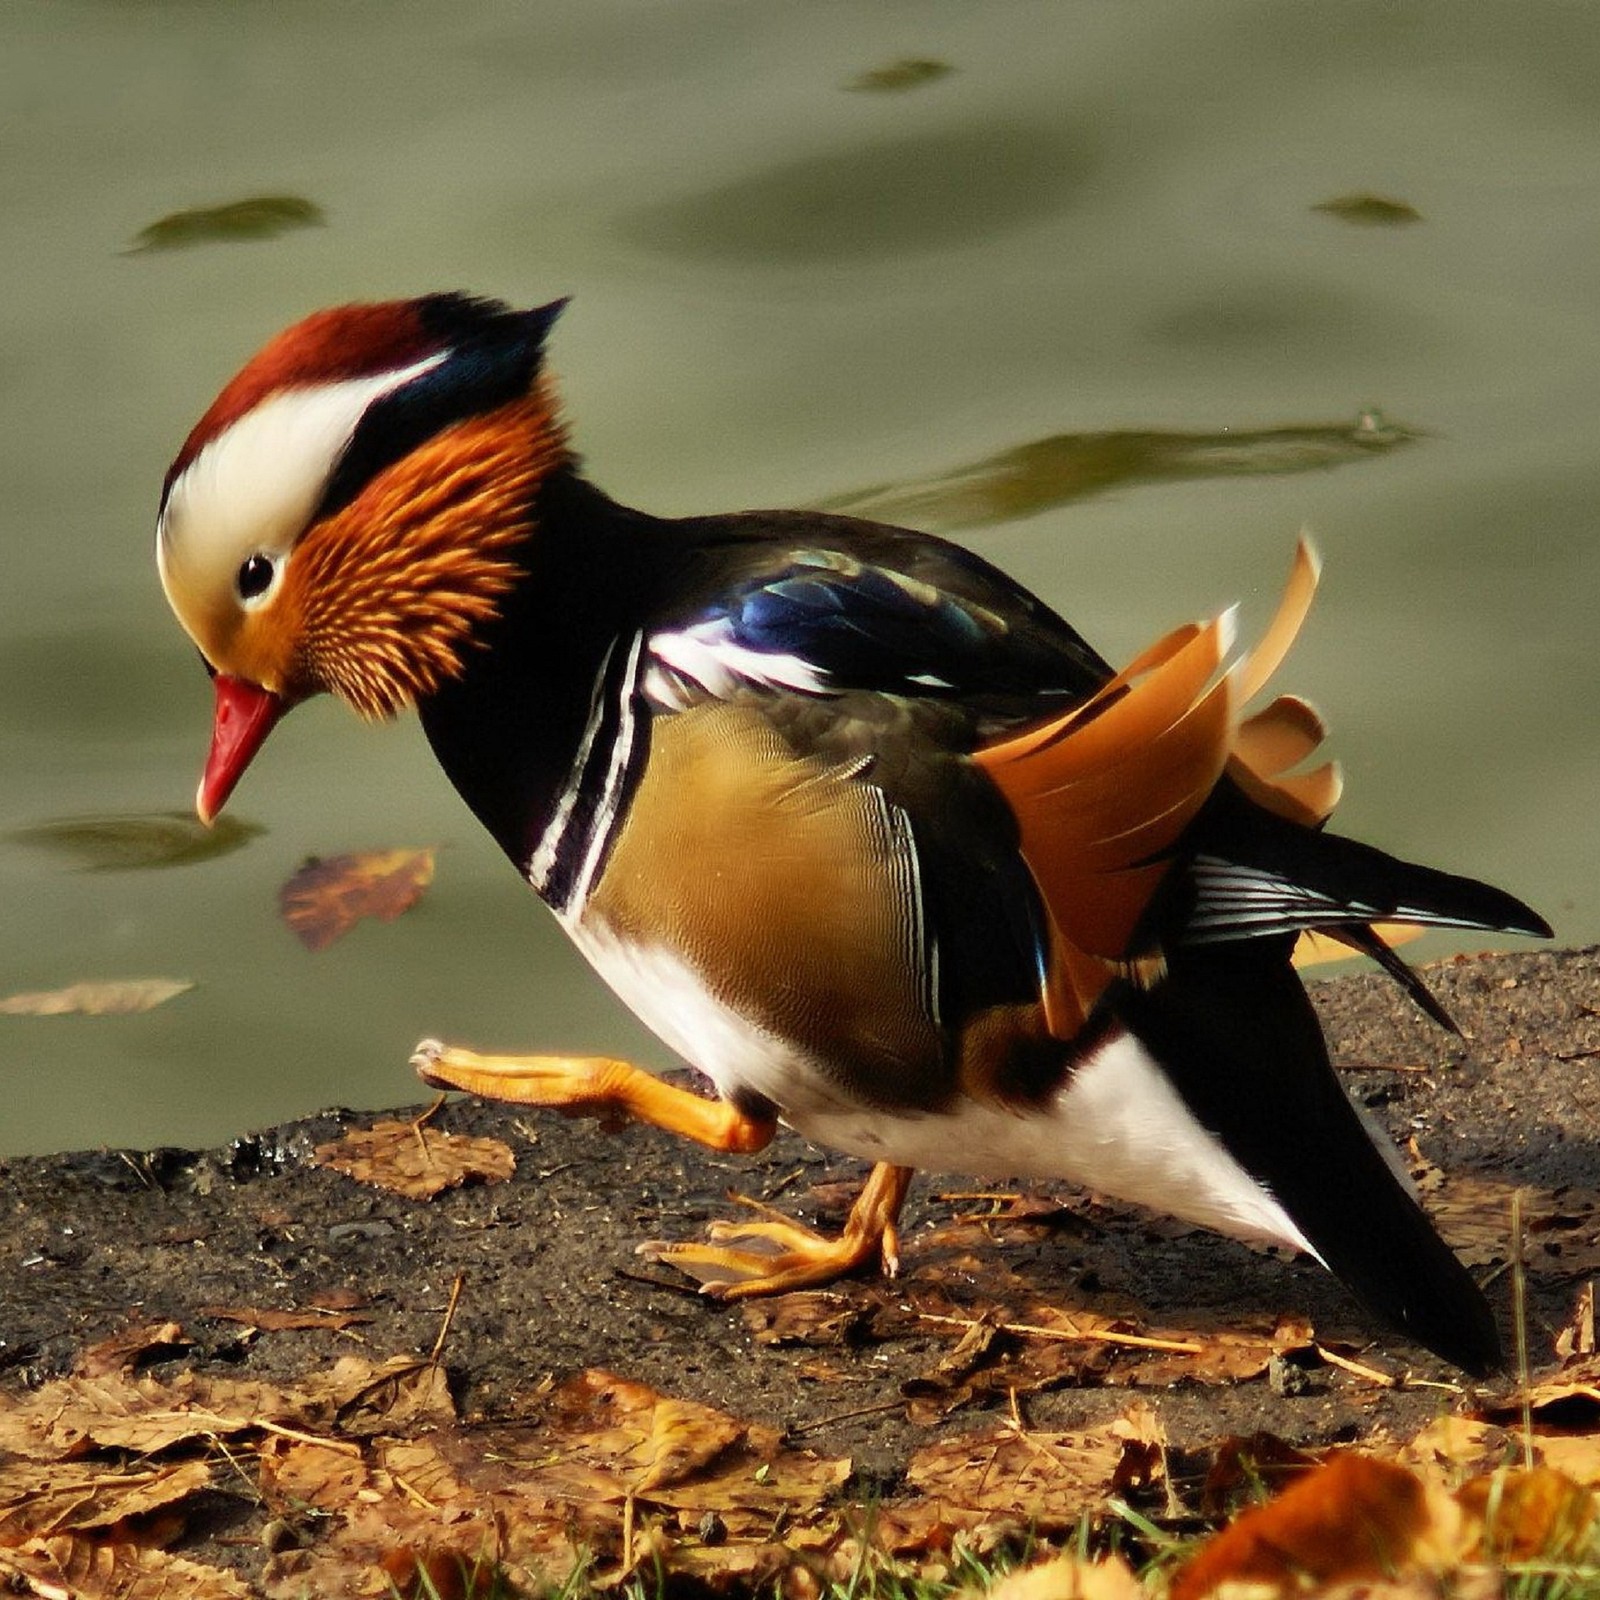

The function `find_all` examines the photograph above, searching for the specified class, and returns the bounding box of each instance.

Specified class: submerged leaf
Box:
[9,811,262,871]
[1313,192,1423,227]
[824,414,1421,533]
[0,978,193,1016]
[846,58,954,93]
[279,847,435,950]
[126,194,325,253]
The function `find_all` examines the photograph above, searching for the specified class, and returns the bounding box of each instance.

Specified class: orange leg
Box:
[640,1160,915,1299]
[412,1040,916,1298]
[410,1040,776,1153]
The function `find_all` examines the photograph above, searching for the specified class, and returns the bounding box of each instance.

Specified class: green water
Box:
[1,1,1595,1156]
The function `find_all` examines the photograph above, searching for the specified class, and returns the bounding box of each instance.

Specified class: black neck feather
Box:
[415,467,678,873]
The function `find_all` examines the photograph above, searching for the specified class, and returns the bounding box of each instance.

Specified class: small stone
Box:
[327,1219,396,1247]
[1269,1354,1313,1397]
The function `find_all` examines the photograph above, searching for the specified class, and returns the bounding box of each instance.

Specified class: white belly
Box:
[562,914,1316,1259]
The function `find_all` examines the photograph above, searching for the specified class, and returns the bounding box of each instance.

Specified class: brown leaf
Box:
[301,1355,457,1437]
[1457,1467,1597,1563]
[0,1458,213,1541]
[1171,1454,1434,1600]
[0,1357,428,1463]
[824,418,1419,536]
[0,979,193,1016]
[0,1534,253,1598]
[258,1437,373,1516]
[981,1553,1145,1600]
[1200,1433,1321,1519]
[1556,1281,1596,1359]
[313,1119,514,1200]
[0,1371,297,1460]
[904,1416,1142,1531]
[379,1546,505,1600]
[448,1368,849,1533]
[743,1290,871,1348]
[197,1304,371,1333]
[74,1321,187,1378]
[279,847,435,950]
[1484,1352,1600,1428]
[631,1397,746,1493]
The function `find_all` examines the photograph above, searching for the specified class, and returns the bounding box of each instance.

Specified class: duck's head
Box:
[156,292,569,822]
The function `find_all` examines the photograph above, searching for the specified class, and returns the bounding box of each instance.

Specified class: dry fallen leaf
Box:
[0,1534,254,1598]
[1457,1466,1597,1563]
[197,1304,371,1333]
[0,1457,214,1543]
[313,1119,514,1200]
[0,1355,436,1463]
[979,1552,1145,1600]
[74,1320,187,1378]
[0,978,193,1016]
[904,1415,1145,1530]
[1171,1454,1437,1600]
[279,847,435,951]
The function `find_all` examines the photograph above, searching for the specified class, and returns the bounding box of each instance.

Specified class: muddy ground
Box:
[2,948,1598,1526]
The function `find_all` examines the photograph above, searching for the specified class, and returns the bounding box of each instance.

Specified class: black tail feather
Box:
[1120,937,1502,1376]
[1173,788,1553,949]
[1325,923,1462,1034]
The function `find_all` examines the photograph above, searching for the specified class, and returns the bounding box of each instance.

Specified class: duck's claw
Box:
[638,1162,913,1299]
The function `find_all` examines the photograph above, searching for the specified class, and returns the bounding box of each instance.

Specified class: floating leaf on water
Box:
[279,847,435,951]
[125,194,325,254]
[0,978,194,1016]
[1312,192,1423,227]
[9,811,262,872]
[824,415,1423,533]
[845,57,953,93]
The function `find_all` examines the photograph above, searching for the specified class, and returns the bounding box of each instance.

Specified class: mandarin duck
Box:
[156,293,1549,1375]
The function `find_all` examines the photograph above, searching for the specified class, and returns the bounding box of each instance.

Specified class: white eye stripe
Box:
[156,354,446,617]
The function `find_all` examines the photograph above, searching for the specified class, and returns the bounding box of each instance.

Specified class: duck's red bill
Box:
[198,674,286,825]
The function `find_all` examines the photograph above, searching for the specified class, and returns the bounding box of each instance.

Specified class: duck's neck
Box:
[416,467,674,886]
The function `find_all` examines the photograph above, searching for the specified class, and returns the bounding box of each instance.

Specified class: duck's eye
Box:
[236,553,276,601]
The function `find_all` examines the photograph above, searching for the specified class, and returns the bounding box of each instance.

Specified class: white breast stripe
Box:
[525,637,620,892]
[564,630,648,918]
